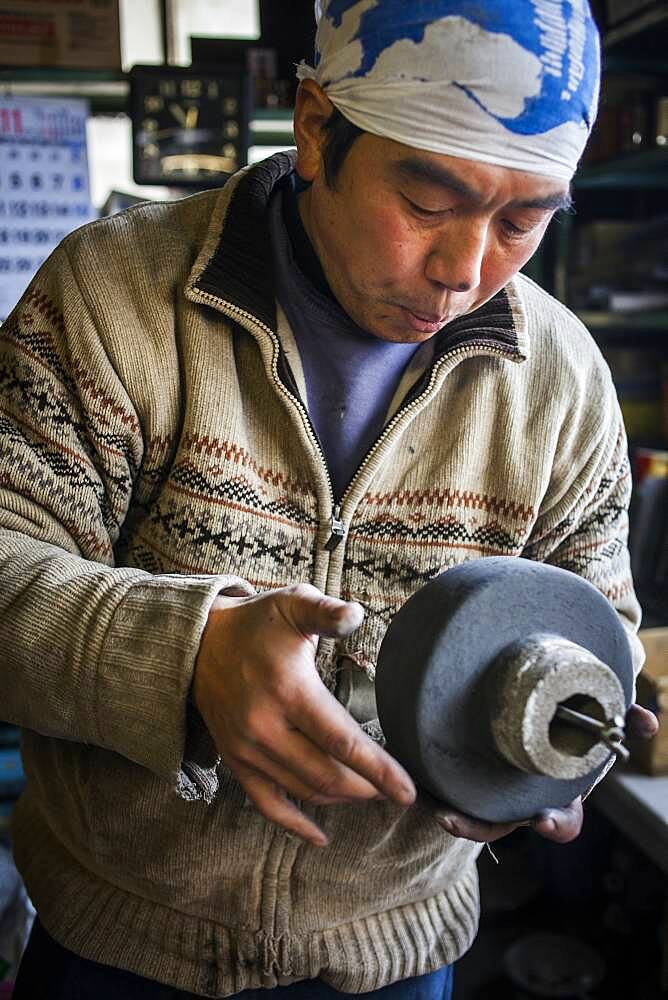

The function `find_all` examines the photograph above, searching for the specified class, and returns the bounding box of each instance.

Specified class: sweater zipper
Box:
[325,504,346,552]
[332,338,517,527]
[193,292,341,543]
[191,290,517,550]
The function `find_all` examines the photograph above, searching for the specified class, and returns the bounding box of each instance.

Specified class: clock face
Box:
[130,66,250,187]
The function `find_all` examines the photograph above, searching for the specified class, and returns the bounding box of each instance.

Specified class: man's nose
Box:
[424,221,487,293]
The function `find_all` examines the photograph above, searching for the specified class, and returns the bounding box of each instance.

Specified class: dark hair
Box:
[321,107,364,188]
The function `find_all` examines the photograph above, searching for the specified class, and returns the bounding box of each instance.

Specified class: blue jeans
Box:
[14,920,454,999]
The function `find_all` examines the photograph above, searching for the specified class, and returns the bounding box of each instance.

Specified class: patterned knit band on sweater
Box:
[297,0,601,181]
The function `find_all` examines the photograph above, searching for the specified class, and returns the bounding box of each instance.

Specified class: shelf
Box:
[577,310,668,333]
[0,69,128,109]
[0,74,295,144]
[603,5,668,51]
[0,67,126,82]
[603,54,668,74]
[594,767,668,877]
[251,108,293,122]
[249,108,294,145]
[575,148,668,189]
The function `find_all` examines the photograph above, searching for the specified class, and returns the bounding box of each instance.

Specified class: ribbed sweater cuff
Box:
[97,573,253,795]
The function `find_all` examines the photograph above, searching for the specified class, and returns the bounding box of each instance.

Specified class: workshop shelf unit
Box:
[0,69,295,149]
[524,5,668,633]
[529,8,668,323]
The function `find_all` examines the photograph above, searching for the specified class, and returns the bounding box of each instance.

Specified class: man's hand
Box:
[432,701,659,844]
[626,701,659,741]
[192,584,416,847]
[433,798,584,844]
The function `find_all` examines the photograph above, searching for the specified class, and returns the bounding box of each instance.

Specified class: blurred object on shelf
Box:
[568,215,668,313]
[602,346,665,440]
[584,104,623,164]
[621,396,663,443]
[191,37,294,109]
[618,89,653,153]
[605,0,665,27]
[0,0,121,71]
[635,445,668,484]
[583,89,668,164]
[247,47,278,109]
[656,96,668,147]
[503,932,606,998]
[582,74,663,164]
[629,447,668,622]
[628,627,668,773]
[574,220,637,266]
[608,291,668,311]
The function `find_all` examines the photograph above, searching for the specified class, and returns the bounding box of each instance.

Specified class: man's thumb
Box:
[285,584,364,638]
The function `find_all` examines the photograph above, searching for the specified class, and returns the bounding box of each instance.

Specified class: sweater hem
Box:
[12,802,479,998]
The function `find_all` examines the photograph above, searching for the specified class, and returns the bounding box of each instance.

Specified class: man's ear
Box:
[293,79,335,182]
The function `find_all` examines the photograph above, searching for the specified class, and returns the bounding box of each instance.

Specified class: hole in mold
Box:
[549,694,605,758]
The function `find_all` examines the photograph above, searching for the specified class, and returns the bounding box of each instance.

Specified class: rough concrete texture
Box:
[490,633,626,780]
[375,557,635,822]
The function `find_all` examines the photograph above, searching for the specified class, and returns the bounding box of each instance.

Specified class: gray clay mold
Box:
[375,557,634,823]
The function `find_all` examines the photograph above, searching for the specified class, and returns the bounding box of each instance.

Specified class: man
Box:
[0,1,657,998]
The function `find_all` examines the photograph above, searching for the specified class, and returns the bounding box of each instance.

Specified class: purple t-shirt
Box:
[269,175,420,501]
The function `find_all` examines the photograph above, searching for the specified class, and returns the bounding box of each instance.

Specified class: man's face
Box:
[296,104,571,344]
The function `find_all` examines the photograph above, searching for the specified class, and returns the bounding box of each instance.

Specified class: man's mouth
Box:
[398,305,449,334]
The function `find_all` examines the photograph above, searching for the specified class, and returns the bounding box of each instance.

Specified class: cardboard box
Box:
[629,627,668,774]
[0,0,121,71]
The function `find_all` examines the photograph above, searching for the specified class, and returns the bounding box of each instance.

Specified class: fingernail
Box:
[535,813,556,834]
[336,602,364,625]
[398,784,416,805]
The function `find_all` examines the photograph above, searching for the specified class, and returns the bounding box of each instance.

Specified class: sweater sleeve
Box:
[0,240,252,797]
[521,394,644,802]
[522,404,644,680]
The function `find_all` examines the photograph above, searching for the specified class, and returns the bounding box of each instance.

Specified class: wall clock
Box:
[130,64,250,187]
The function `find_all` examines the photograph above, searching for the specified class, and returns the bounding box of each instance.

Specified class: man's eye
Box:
[403,196,449,218]
[502,220,533,239]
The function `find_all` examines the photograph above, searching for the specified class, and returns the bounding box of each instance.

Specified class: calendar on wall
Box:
[0,96,96,322]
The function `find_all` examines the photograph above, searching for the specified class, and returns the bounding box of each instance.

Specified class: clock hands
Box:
[168,102,187,127]
[131,67,246,186]
[167,104,200,130]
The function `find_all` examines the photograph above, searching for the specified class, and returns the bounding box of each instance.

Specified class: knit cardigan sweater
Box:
[0,152,642,997]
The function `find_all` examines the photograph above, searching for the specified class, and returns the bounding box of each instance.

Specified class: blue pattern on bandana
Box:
[317,0,599,136]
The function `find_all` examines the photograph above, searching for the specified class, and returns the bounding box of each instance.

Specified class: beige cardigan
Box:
[0,153,642,996]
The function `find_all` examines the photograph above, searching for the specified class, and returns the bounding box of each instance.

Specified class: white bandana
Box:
[298,0,601,181]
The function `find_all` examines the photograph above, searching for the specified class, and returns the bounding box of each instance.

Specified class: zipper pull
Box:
[325,505,346,551]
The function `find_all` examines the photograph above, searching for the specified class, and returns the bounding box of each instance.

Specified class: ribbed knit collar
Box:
[280,172,333,299]
[190,150,529,363]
